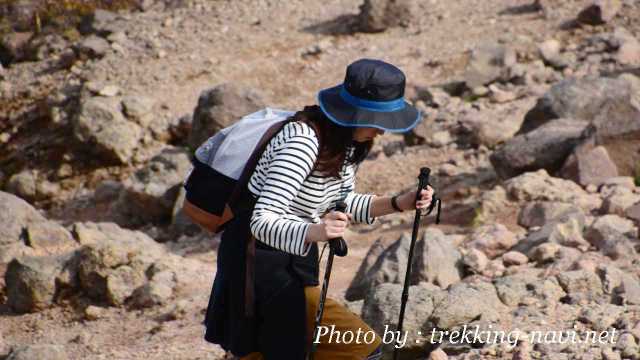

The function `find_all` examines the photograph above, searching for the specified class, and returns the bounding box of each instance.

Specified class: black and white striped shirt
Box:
[248,121,377,257]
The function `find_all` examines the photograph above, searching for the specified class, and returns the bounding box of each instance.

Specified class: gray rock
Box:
[24,221,76,252]
[84,9,122,36]
[0,191,46,261]
[490,118,588,179]
[519,76,628,135]
[626,202,640,227]
[414,228,463,288]
[515,215,589,256]
[504,170,602,212]
[614,332,639,358]
[430,281,506,329]
[187,83,265,149]
[116,146,191,225]
[122,95,155,127]
[461,248,489,274]
[464,44,517,88]
[467,223,518,259]
[600,186,640,216]
[585,215,638,259]
[502,251,528,266]
[73,96,142,164]
[577,0,621,25]
[75,35,110,59]
[131,270,176,308]
[518,201,583,228]
[560,145,618,187]
[361,282,443,350]
[357,0,418,33]
[5,253,72,313]
[597,264,640,305]
[6,345,67,360]
[5,169,38,202]
[578,303,625,331]
[0,32,32,64]
[556,269,604,302]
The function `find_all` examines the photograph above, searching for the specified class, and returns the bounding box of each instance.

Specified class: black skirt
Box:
[203,198,316,358]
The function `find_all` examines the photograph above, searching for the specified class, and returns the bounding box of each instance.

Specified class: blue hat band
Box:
[339,86,406,112]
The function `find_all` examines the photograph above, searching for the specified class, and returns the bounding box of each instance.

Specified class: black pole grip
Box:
[328,200,348,257]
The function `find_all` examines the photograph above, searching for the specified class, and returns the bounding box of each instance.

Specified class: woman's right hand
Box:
[306,211,352,243]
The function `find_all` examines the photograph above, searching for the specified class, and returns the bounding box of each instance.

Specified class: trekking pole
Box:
[393,167,441,360]
[307,200,349,360]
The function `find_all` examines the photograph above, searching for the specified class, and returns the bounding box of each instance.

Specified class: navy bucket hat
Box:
[317,58,422,133]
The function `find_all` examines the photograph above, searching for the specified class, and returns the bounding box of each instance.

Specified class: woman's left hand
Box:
[397,185,434,211]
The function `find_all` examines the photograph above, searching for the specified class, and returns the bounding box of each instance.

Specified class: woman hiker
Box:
[203,58,435,360]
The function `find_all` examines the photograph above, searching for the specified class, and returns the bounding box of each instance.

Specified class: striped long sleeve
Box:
[344,191,377,225]
[249,130,320,256]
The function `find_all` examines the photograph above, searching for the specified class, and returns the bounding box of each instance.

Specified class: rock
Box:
[357,0,417,33]
[98,85,120,97]
[75,35,110,59]
[502,251,528,266]
[578,303,625,331]
[73,96,142,164]
[494,269,562,306]
[0,191,49,262]
[538,39,564,67]
[626,203,640,227]
[428,348,448,360]
[491,118,588,179]
[560,145,618,187]
[464,44,517,88]
[361,282,442,350]
[515,215,589,256]
[518,202,583,229]
[83,9,121,36]
[504,170,602,212]
[84,305,106,320]
[601,347,621,360]
[0,32,32,64]
[601,186,640,216]
[430,281,506,329]
[115,146,191,225]
[530,242,561,263]
[131,270,176,308]
[414,228,463,288]
[462,248,489,274]
[616,35,640,65]
[601,176,636,190]
[346,230,462,300]
[122,95,155,127]
[5,253,72,313]
[467,223,518,259]
[5,169,38,201]
[71,222,183,307]
[6,345,67,360]
[556,269,604,302]
[585,215,638,259]
[488,84,517,103]
[24,221,76,252]
[519,76,629,135]
[577,0,621,25]
[597,265,640,305]
[427,130,453,148]
[614,332,639,358]
[187,83,265,149]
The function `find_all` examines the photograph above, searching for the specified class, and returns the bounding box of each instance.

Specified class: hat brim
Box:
[317,85,422,133]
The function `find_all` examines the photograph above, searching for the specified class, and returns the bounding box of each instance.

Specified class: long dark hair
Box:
[288,105,373,180]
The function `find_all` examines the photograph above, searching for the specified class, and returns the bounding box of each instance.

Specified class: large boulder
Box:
[463,44,517,88]
[72,96,143,164]
[357,0,418,33]
[73,222,177,306]
[504,169,602,212]
[514,214,589,256]
[560,145,619,187]
[490,118,588,179]
[0,192,76,264]
[430,281,507,329]
[345,229,463,301]
[187,83,265,149]
[518,74,640,177]
[5,253,74,313]
[361,282,444,352]
[115,146,191,226]
[517,202,583,229]
[585,215,638,260]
